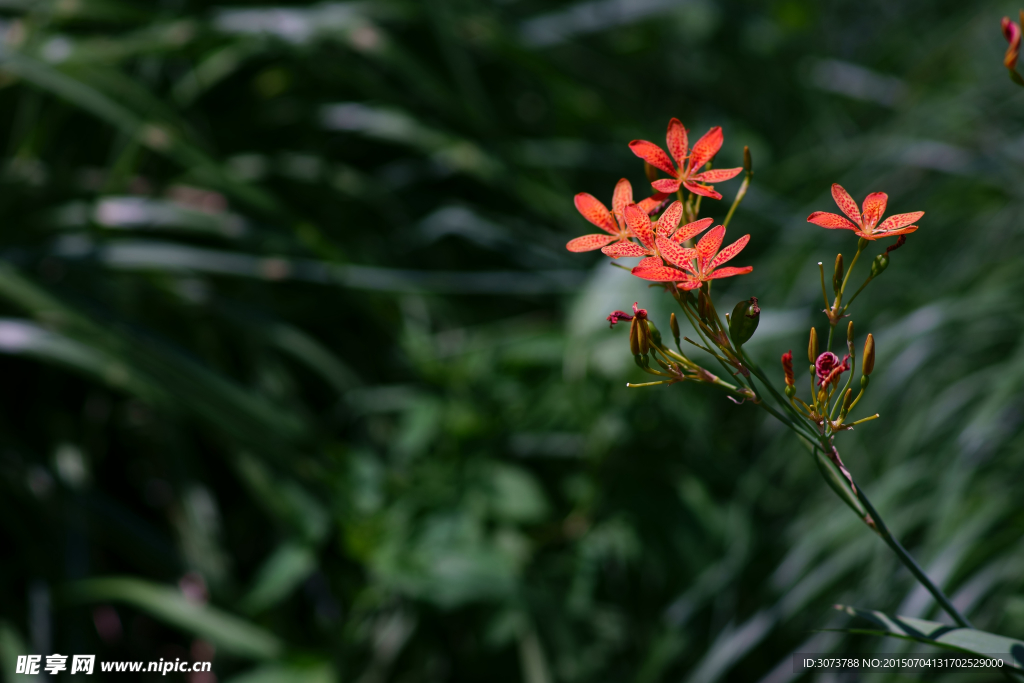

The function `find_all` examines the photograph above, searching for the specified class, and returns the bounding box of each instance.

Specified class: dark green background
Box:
[1,0,1023,681]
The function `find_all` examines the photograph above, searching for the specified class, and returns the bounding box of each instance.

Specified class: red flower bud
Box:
[1003,16,1021,70]
[781,350,794,387]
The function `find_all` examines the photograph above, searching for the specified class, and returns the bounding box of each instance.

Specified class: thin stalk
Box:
[848,472,973,629]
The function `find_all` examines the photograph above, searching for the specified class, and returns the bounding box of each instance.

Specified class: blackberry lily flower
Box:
[601,202,713,262]
[807,184,923,240]
[566,178,668,252]
[629,222,752,290]
[629,118,743,200]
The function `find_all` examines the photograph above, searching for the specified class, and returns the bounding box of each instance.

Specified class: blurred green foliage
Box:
[0,0,1023,681]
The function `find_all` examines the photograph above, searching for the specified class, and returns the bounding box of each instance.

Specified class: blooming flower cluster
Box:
[564,116,922,446]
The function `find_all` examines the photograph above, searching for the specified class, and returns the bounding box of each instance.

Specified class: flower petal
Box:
[601,241,646,258]
[624,204,656,249]
[612,178,633,218]
[574,193,617,235]
[861,192,888,230]
[675,276,703,290]
[666,118,689,167]
[691,167,743,183]
[696,225,725,271]
[831,184,862,225]
[637,192,670,214]
[807,211,857,230]
[631,265,687,282]
[567,233,617,252]
[652,178,682,193]
[687,126,724,173]
[628,139,676,175]
[870,225,919,238]
[875,211,924,233]
[672,217,714,243]
[655,236,698,273]
[681,181,722,200]
[656,201,684,236]
[707,266,753,280]
[706,234,750,271]
[637,256,663,270]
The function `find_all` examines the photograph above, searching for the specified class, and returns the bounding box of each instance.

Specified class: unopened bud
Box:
[832,254,844,294]
[743,146,752,175]
[644,161,659,183]
[728,297,760,345]
[863,333,875,376]
[670,312,680,346]
[784,385,796,398]
[847,320,854,343]
[629,317,640,356]
[842,388,853,413]
[697,289,710,322]
[870,253,889,278]
[647,321,662,348]
[808,327,819,363]
[638,319,651,355]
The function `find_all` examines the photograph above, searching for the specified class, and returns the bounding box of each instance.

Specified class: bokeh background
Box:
[1,0,1023,681]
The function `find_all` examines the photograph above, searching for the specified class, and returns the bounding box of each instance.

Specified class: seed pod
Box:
[863,333,875,376]
[784,384,796,398]
[629,317,640,356]
[808,327,819,363]
[870,253,890,278]
[728,297,760,345]
[670,313,680,346]
[832,254,844,294]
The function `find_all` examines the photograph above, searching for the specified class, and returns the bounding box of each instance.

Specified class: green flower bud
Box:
[669,312,680,346]
[833,254,844,294]
[808,327,819,363]
[870,253,890,278]
[728,297,760,346]
[648,321,662,348]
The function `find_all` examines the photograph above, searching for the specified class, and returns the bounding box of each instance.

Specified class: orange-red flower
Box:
[566,178,668,253]
[1004,15,1022,70]
[807,184,923,240]
[629,118,742,200]
[629,222,752,290]
[601,202,713,261]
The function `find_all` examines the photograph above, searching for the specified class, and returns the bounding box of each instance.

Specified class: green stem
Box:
[849,472,974,629]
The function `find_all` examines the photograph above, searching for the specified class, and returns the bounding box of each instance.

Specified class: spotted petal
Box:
[666,118,689,166]
[631,265,687,282]
[690,167,743,183]
[672,217,714,243]
[831,184,862,225]
[612,178,633,218]
[629,139,676,176]
[637,256,663,270]
[687,127,724,173]
[707,234,750,271]
[602,241,646,258]
[625,205,657,250]
[869,225,918,238]
[655,236,698,274]
[696,225,725,271]
[682,181,722,200]
[707,266,753,280]
[875,211,924,233]
[637,192,670,214]
[656,201,684,236]
[807,211,857,230]
[652,178,683,193]
[567,233,616,252]
[675,275,704,290]
[861,192,888,230]
[574,193,617,235]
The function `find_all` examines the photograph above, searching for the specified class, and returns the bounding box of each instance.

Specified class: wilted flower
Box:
[567,178,668,252]
[816,351,850,386]
[629,118,742,200]
[807,184,923,240]
[781,350,795,386]
[1004,14,1022,70]
[607,302,647,328]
